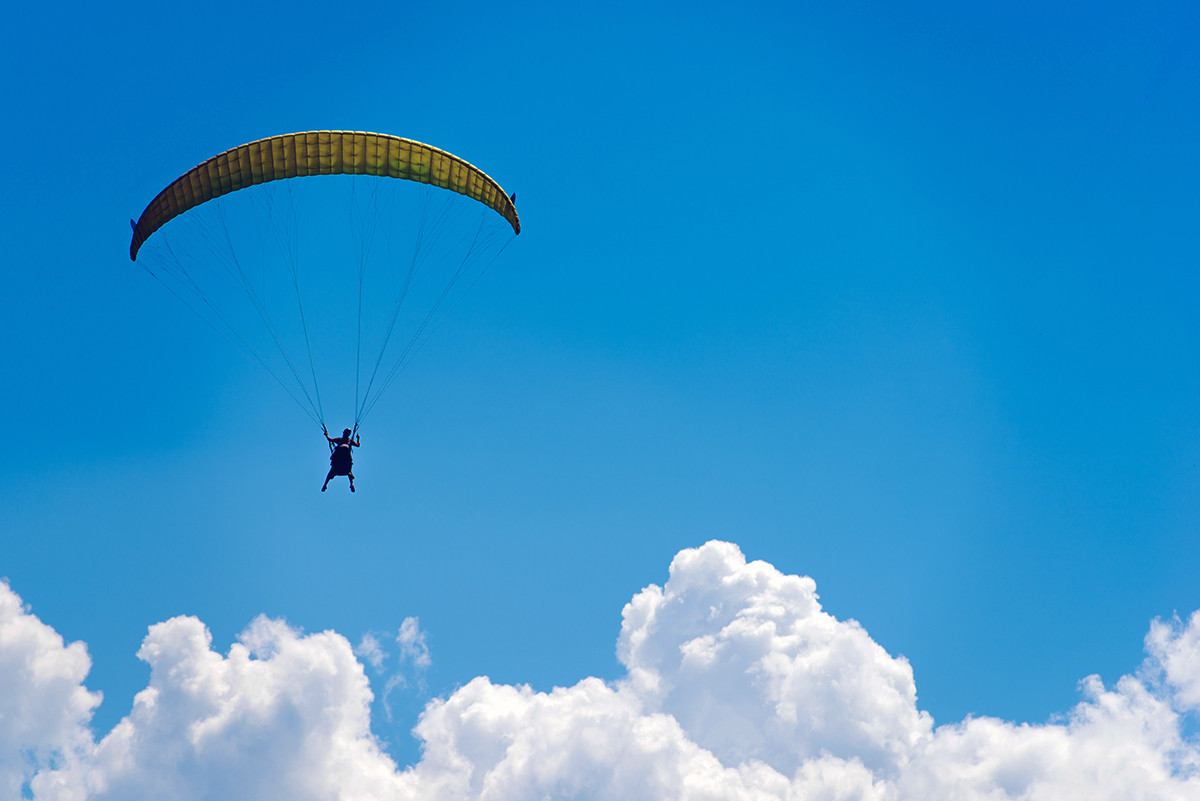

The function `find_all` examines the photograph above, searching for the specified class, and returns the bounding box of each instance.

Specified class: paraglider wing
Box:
[130,131,520,260]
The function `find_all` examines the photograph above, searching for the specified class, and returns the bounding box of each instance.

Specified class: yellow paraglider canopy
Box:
[130,131,520,260]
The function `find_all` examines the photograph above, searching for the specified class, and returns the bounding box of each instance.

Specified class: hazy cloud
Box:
[356,618,433,723]
[5,543,1199,800]
[356,633,387,673]
[396,618,431,672]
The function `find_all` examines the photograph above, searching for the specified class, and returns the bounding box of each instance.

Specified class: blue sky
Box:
[2,1,1199,797]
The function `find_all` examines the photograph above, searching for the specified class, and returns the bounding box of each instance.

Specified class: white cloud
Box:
[5,542,1200,800]
[898,673,1198,800]
[31,613,404,801]
[356,634,386,673]
[616,541,931,777]
[356,619,433,724]
[397,618,431,672]
[1146,611,1200,714]
[0,581,99,800]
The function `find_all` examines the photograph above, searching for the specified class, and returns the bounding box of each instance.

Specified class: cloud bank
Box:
[5,541,1199,800]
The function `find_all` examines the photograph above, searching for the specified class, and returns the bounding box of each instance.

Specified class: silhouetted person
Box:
[322,428,360,492]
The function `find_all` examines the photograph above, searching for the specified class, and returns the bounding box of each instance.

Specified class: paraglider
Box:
[322,427,360,492]
[129,131,521,492]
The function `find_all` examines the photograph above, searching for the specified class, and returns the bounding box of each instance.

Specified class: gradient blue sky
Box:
[3,0,1198,769]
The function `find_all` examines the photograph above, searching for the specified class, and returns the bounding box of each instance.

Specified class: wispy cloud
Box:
[355,633,386,673]
[397,617,431,672]
[357,617,433,723]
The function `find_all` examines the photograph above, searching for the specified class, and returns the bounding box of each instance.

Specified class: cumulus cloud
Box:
[617,542,931,777]
[5,543,1200,800]
[1147,611,1200,714]
[0,581,99,800]
[32,612,404,801]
